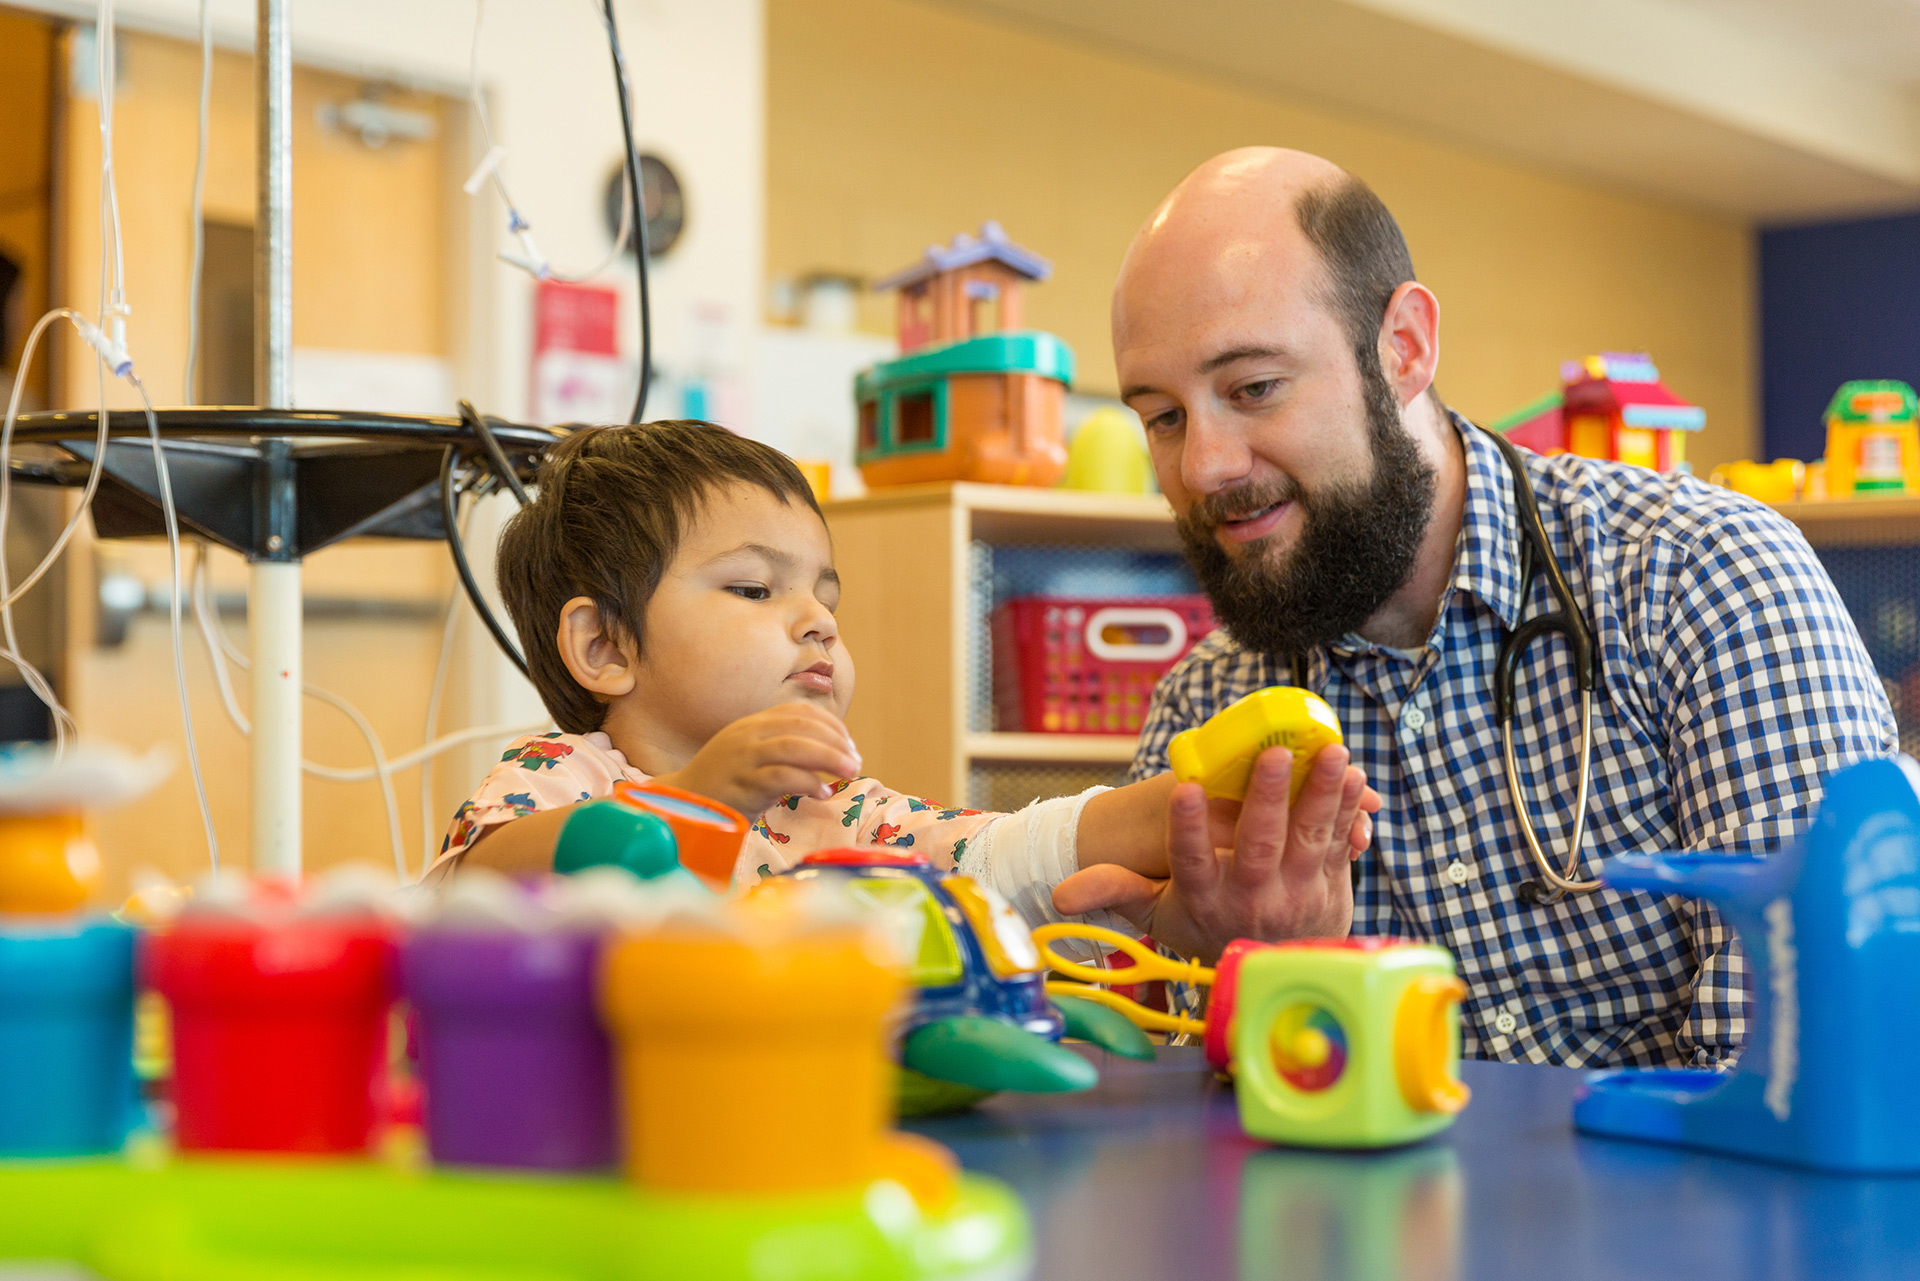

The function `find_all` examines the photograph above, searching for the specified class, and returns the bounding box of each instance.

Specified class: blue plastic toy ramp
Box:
[1574,755,1920,1173]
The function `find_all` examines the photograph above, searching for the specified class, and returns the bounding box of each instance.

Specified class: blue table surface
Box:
[908,1046,1920,1281]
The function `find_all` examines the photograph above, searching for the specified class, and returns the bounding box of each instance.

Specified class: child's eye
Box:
[727,584,771,601]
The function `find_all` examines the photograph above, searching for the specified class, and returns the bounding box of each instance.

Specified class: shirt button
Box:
[1403,705,1428,731]
[1445,860,1470,885]
[1494,1011,1518,1035]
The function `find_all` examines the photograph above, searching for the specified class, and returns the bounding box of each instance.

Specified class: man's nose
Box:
[1181,407,1255,498]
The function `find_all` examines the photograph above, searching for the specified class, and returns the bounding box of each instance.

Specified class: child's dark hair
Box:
[496,420,824,733]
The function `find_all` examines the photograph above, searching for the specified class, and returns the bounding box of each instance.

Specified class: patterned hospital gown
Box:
[434,731,998,886]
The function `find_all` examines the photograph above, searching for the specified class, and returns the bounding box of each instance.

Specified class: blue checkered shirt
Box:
[1131,415,1897,1067]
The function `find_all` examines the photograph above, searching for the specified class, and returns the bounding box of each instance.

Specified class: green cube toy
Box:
[1232,939,1470,1149]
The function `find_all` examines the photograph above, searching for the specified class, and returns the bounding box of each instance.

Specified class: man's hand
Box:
[656,704,862,818]
[1053,745,1377,961]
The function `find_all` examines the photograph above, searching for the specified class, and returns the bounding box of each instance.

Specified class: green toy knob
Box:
[553,799,681,880]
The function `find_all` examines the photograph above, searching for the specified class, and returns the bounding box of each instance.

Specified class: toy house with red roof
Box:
[1492,352,1704,473]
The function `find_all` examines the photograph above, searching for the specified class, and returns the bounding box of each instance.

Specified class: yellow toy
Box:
[1710,458,1805,504]
[1167,686,1343,804]
[1063,407,1152,494]
[1823,380,1920,497]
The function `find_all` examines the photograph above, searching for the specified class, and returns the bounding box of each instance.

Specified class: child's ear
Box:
[556,597,638,697]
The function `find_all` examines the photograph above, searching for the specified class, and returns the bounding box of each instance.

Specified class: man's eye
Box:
[1236,379,1279,402]
[1144,408,1183,435]
[727,584,771,601]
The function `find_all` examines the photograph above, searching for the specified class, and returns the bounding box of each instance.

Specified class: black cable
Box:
[459,399,530,506]
[600,0,651,424]
[440,445,529,677]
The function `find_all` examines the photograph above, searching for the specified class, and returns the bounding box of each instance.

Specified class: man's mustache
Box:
[1184,477,1303,532]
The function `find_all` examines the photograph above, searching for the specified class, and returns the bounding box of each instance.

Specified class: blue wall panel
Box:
[1760,212,1920,463]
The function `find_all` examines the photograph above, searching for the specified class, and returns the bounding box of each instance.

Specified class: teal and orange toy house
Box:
[1493,352,1704,473]
[856,222,1073,488]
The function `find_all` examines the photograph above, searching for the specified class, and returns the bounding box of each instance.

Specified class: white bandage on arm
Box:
[957,785,1141,954]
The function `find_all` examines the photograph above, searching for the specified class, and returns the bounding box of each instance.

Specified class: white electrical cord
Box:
[131,375,220,868]
[183,0,212,404]
[464,0,631,283]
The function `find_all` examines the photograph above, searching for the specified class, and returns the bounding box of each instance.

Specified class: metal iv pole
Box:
[251,0,300,878]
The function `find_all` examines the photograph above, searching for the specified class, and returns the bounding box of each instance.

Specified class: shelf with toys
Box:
[823,223,1198,811]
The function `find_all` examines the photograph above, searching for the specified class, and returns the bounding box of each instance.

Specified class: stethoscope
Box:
[1293,424,1601,905]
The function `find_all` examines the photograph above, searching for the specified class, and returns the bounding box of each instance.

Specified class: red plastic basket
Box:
[992,595,1214,734]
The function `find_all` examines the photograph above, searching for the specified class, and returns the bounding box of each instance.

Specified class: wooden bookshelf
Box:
[823,483,1176,804]
[1771,496,1920,548]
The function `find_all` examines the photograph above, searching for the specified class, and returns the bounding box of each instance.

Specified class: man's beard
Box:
[1176,354,1437,658]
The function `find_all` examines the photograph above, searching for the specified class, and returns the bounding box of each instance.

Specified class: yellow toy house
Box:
[1823,380,1920,497]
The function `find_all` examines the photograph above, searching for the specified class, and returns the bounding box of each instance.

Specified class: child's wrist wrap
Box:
[553,799,681,879]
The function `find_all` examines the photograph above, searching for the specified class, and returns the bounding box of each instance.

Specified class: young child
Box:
[434,421,1371,935]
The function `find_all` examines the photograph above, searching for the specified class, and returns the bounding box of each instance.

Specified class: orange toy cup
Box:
[0,814,98,914]
[599,924,901,1195]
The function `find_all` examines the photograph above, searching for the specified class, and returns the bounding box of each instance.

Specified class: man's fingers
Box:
[1326,765,1365,874]
[1167,781,1223,896]
[1284,745,1348,863]
[1350,812,1372,859]
[1227,747,1292,887]
[1052,864,1163,932]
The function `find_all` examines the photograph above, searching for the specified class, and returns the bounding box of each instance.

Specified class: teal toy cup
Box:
[0,918,136,1156]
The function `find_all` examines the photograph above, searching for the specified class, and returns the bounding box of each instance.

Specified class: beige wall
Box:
[767,0,1757,470]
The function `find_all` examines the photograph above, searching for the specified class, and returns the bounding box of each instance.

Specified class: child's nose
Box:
[795,598,837,644]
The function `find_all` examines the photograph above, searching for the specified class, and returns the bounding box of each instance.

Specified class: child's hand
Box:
[656,705,862,818]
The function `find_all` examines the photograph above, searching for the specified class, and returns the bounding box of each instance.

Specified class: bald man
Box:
[1077,149,1895,1068]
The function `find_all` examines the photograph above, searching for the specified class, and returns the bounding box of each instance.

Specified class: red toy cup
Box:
[144,917,395,1154]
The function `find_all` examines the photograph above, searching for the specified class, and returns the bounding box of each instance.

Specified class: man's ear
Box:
[1376,280,1440,408]
[556,596,638,698]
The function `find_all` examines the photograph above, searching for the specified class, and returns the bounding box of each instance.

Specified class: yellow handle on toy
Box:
[1393,974,1471,1115]
[1031,923,1216,988]
[1045,981,1207,1038]
[1167,686,1344,804]
[1032,923,1216,1037]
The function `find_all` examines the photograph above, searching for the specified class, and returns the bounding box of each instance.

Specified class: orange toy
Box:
[0,814,98,914]
[599,915,902,1195]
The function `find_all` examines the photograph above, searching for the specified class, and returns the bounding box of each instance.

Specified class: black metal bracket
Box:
[8,408,560,562]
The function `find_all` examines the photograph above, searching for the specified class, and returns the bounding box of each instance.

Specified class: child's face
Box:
[628,482,853,749]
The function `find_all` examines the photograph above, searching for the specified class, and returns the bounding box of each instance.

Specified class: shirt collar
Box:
[1449,411,1529,632]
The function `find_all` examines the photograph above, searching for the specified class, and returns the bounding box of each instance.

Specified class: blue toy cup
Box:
[0,918,136,1156]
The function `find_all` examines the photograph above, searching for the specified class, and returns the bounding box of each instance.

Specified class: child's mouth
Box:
[788,662,835,694]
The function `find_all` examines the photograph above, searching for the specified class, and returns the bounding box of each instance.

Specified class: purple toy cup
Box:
[401,929,614,1170]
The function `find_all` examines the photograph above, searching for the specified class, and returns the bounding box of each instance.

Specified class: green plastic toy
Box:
[1233,939,1470,1149]
[0,1153,1030,1281]
[552,798,686,880]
